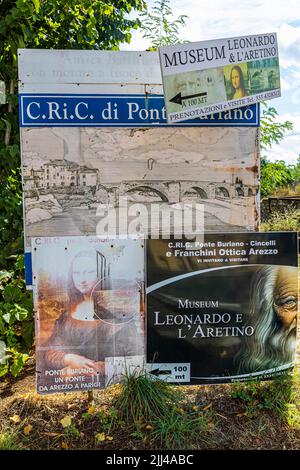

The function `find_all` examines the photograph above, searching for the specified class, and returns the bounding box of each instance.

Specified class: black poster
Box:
[146,232,298,384]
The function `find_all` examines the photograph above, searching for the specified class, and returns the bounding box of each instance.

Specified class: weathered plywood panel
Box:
[22,126,259,241]
[18,49,161,85]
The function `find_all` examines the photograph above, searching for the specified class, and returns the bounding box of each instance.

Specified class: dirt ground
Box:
[1,357,300,450]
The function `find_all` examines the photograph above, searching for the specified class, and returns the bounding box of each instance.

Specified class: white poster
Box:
[32,236,145,394]
[159,33,280,122]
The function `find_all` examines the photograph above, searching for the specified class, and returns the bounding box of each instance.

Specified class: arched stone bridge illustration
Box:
[100,180,256,205]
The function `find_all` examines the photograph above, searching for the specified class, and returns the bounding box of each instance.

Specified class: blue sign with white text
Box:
[25,252,32,287]
[19,94,259,127]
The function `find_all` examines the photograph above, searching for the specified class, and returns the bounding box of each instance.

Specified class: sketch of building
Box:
[24,159,99,191]
[21,126,259,236]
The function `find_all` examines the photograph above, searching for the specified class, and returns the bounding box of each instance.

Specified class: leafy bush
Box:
[260,159,296,197]
[260,208,300,232]
[140,0,188,48]
[260,105,298,197]
[230,373,294,417]
[0,255,34,377]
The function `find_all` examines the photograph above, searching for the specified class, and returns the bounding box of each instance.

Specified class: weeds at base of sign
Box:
[1,362,300,449]
[63,422,81,440]
[113,367,182,426]
[261,208,300,232]
[110,368,213,449]
[150,407,209,450]
[82,404,118,436]
[230,371,300,422]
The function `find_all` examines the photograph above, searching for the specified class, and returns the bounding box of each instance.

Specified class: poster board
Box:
[21,126,259,240]
[32,236,144,394]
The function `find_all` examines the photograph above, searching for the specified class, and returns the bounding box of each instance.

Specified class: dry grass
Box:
[272,183,300,197]
[1,358,300,450]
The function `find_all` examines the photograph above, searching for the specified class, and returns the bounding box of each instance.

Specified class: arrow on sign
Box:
[169,91,207,105]
[150,368,172,376]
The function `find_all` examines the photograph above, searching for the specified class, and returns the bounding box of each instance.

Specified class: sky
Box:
[121,0,300,164]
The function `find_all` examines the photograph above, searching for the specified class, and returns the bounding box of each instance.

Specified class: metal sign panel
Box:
[32,236,145,394]
[146,232,298,383]
[18,49,161,85]
[159,33,280,122]
[19,94,259,127]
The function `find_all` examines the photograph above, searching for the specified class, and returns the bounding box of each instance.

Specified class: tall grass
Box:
[112,368,210,448]
[114,368,182,426]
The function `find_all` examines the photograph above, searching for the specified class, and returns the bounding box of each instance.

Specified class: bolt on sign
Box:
[18,50,260,291]
[159,33,280,123]
[146,232,298,383]
[32,236,145,394]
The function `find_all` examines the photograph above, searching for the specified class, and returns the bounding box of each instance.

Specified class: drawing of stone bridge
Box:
[99,180,256,205]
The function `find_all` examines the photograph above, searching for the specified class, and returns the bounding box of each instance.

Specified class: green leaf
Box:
[2,312,11,324]
[8,145,19,159]
[13,304,29,321]
[32,0,40,13]
[103,5,114,16]
[0,270,12,283]
[15,255,25,273]
[0,363,9,377]
[10,351,28,376]
[3,285,22,303]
